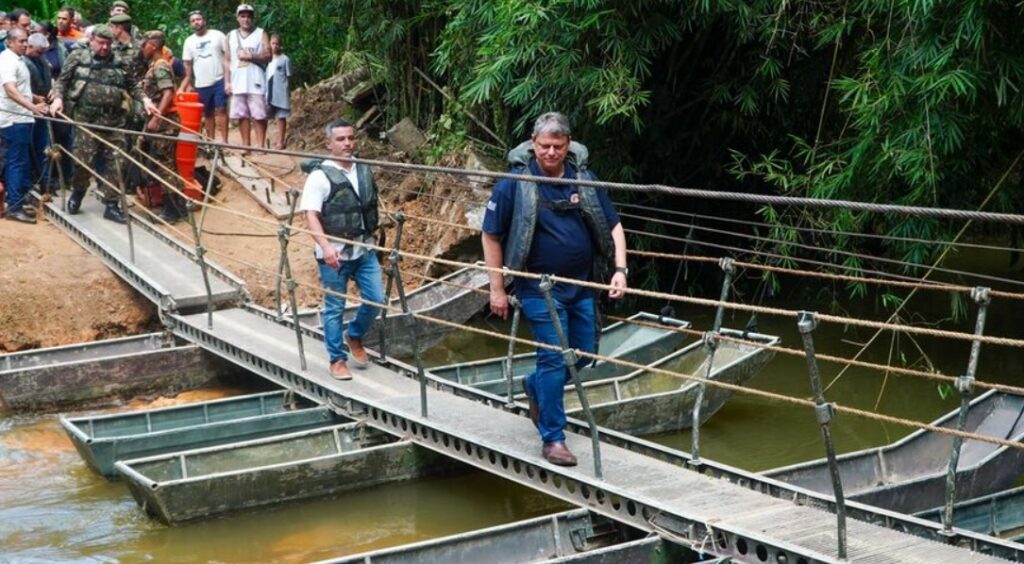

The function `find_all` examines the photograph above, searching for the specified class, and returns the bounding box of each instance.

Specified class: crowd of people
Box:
[0,2,292,225]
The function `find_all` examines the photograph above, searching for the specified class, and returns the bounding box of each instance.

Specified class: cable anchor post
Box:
[691,258,735,466]
[539,275,603,479]
[277,222,307,371]
[941,286,990,535]
[378,212,406,359]
[388,215,428,418]
[504,294,522,408]
[689,330,719,467]
[275,187,301,320]
[185,200,216,330]
[797,311,847,560]
[113,158,136,265]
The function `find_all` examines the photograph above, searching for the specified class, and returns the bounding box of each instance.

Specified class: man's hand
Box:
[608,271,627,300]
[224,82,233,96]
[322,245,341,270]
[489,287,509,320]
[31,102,48,115]
[177,83,193,94]
[49,98,63,116]
[143,99,161,116]
[145,116,160,132]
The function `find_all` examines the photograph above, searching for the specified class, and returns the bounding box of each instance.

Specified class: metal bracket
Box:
[955,374,974,395]
[718,256,736,274]
[702,331,720,349]
[815,403,835,425]
[796,311,818,334]
[971,286,991,306]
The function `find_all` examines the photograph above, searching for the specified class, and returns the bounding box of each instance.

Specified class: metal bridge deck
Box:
[45,198,245,310]
[166,306,1005,563]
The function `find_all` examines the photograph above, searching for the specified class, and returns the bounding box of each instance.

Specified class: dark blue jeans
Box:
[2,123,33,213]
[317,250,385,364]
[521,294,597,444]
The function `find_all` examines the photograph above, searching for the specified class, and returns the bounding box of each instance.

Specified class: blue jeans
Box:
[521,294,597,444]
[2,123,33,213]
[317,251,384,363]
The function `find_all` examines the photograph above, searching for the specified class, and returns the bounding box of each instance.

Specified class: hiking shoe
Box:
[542,442,578,467]
[344,333,370,368]
[329,360,352,380]
[103,204,128,224]
[5,209,36,224]
[68,190,85,214]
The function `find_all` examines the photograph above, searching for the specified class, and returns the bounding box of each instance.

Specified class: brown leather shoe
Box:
[329,360,352,380]
[542,442,578,466]
[344,333,370,368]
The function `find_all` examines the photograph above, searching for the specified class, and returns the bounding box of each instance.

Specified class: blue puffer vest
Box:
[501,140,615,281]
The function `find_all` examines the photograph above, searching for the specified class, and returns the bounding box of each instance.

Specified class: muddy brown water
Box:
[3,286,1024,560]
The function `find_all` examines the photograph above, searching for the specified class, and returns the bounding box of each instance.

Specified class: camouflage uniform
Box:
[112,37,145,122]
[141,59,178,175]
[54,47,148,204]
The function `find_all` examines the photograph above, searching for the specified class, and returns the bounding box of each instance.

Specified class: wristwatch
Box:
[615,266,628,275]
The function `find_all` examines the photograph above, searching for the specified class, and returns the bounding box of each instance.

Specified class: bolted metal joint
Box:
[508,295,520,309]
[702,331,719,349]
[971,286,991,306]
[955,374,974,395]
[718,256,736,274]
[277,224,289,241]
[286,279,297,291]
[539,274,554,293]
[796,311,818,334]
[815,402,835,425]
[195,245,205,258]
[561,348,579,367]
[388,249,400,264]
[392,211,406,225]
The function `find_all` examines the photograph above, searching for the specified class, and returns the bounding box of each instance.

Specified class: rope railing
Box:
[14,108,1024,224]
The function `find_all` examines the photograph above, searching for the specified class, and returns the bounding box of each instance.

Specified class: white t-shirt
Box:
[0,49,33,128]
[182,29,226,88]
[299,160,371,261]
[227,27,266,95]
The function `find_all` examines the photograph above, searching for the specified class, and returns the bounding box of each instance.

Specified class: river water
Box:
[2,285,1023,561]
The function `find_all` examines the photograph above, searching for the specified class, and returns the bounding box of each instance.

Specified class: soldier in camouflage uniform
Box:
[109,14,145,129]
[140,30,186,223]
[50,24,157,223]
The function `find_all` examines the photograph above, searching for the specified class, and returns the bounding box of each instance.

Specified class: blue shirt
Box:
[483,159,619,302]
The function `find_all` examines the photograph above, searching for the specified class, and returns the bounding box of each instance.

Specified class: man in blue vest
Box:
[482,112,628,466]
[300,118,384,380]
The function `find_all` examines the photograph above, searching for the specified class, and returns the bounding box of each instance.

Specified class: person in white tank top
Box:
[223,4,271,152]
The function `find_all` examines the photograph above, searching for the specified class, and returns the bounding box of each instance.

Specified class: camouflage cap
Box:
[111,0,130,10]
[92,24,114,40]
[108,13,132,25]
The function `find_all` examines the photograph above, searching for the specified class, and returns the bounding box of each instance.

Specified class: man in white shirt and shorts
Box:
[224,4,270,152]
[180,9,228,143]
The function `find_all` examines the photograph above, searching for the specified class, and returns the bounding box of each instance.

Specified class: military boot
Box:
[159,192,187,224]
[68,190,86,214]
[103,203,128,224]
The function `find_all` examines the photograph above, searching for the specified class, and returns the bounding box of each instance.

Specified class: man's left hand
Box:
[143,99,161,116]
[609,271,627,299]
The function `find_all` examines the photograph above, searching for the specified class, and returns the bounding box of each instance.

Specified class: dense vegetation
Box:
[22,1,1024,294]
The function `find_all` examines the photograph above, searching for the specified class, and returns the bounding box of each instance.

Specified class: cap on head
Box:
[92,23,113,40]
[111,1,130,11]
[236,4,255,15]
[108,13,131,25]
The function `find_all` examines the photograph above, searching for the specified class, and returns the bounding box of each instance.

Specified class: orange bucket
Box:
[174,91,206,200]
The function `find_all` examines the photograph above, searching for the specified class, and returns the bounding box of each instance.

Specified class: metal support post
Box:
[377,212,406,358]
[275,188,300,319]
[278,222,307,371]
[797,311,847,559]
[504,295,522,407]
[691,258,735,465]
[942,286,991,534]
[48,121,68,213]
[113,159,135,264]
[197,149,221,234]
[690,331,718,465]
[186,201,215,328]
[390,240,428,418]
[539,275,603,479]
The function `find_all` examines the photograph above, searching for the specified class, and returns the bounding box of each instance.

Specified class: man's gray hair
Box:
[27,32,48,49]
[5,27,27,43]
[324,118,353,138]
[532,112,571,138]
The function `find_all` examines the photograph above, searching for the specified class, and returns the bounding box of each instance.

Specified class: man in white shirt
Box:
[299,118,384,380]
[0,28,47,223]
[180,10,227,143]
[224,4,270,152]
